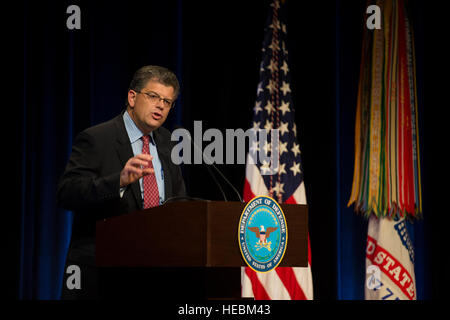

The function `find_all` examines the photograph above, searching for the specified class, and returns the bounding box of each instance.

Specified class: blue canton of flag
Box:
[250,0,303,203]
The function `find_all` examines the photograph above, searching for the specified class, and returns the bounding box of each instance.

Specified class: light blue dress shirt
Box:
[122,111,165,205]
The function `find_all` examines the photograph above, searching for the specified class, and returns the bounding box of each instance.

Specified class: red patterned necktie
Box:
[141,135,159,208]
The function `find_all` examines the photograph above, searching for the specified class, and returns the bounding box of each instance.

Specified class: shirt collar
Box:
[123,110,155,145]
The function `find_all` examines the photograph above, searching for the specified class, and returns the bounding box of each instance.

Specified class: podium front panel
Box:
[96,201,308,268]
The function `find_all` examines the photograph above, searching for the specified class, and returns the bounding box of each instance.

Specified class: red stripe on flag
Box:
[275,267,307,300]
[244,267,271,300]
[306,236,312,267]
[284,194,297,204]
[243,179,256,202]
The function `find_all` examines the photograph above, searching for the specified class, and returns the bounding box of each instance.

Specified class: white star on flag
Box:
[280,81,291,96]
[281,61,289,75]
[291,142,301,156]
[254,101,262,114]
[264,101,275,115]
[279,121,289,136]
[290,161,301,176]
[279,101,290,115]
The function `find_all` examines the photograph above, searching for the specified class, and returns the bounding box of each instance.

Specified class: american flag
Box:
[241,0,313,300]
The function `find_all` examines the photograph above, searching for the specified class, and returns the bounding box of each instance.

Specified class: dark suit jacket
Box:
[57,111,186,265]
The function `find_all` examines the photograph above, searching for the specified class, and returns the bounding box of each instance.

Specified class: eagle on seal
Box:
[248,225,278,244]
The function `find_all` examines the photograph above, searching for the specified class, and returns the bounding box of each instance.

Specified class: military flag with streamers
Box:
[348,0,421,299]
[241,0,313,300]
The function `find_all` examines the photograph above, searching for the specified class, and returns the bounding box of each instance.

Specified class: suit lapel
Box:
[113,113,143,210]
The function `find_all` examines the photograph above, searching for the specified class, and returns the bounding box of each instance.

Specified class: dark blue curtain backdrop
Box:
[17,0,441,300]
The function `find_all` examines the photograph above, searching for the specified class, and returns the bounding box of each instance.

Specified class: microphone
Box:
[162,195,208,205]
[172,125,243,202]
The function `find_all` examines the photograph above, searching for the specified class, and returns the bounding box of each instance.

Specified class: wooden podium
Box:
[96,201,308,299]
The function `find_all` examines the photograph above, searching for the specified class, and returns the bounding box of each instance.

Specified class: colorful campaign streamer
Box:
[348,0,421,219]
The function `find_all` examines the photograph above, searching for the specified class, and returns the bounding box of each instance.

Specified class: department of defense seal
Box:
[238,196,288,273]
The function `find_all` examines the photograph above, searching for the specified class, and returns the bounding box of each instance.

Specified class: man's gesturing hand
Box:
[120,154,154,188]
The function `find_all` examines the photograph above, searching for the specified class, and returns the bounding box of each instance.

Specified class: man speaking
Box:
[57,65,186,299]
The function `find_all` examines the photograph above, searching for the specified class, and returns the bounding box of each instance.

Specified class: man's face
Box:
[127,79,175,134]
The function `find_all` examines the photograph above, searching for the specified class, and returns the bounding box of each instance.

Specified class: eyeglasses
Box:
[135,90,174,109]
